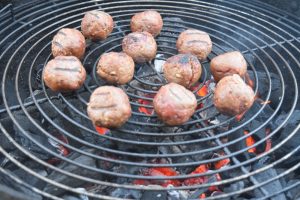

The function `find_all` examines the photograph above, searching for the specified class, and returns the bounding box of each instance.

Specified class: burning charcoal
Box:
[43,148,101,197]
[220,168,249,191]
[167,189,189,200]
[285,179,300,199]
[0,172,42,200]
[63,188,89,200]
[154,54,166,73]
[141,190,168,200]
[247,70,282,109]
[13,165,47,190]
[62,98,105,146]
[227,127,254,162]
[252,157,286,200]
[157,17,186,53]
[0,184,33,200]
[223,180,245,199]
[271,110,300,166]
[13,107,58,160]
[110,188,142,199]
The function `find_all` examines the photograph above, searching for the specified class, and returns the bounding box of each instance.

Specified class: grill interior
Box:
[0,0,300,199]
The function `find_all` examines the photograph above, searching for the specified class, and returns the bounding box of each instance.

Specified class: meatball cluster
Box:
[45,8,255,129]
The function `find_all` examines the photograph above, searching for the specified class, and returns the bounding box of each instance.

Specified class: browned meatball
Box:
[52,28,86,59]
[81,10,114,40]
[213,74,255,116]
[43,56,86,92]
[210,51,247,82]
[130,10,163,37]
[163,54,202,88]
[97,52,135,85]
[87,86,132,128]
[176,29,212,61]
[122,31,157,63]
[153,83,197,126]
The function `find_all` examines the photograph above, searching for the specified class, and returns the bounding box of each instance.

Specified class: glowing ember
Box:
[183,164,208,186]
[138,94,155,115]
[264,128,272,153]
[236,110,247,121]
[244,130,256,153]
[245,72,255,89]
[197,85,208,97]
[214,153,230,169]
[133,167,181,187]
[190,82,209,97]
[260,100,271,105]
[96,126,110,135]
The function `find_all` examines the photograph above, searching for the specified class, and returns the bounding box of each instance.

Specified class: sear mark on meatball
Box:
[127,35,140,43]
[88,11,101,19]
[55,57,78,62]
[91,104,117,110]
[52,41,64,49]
[178,54,190,64]
[53,67,81,72]
[185,31,209,36]
[57,30,67,36]
[169,88,183,101]
[186,40,210,46]
[94,92,110,96]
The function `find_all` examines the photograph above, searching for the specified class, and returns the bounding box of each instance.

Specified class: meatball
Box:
[176,29,212,61]
[213,74,255,116]
[87,86,132,128]
[122,31,157,63]
[43,56,86,92]
[97,52,135,85]
[163,54,202,88]
[210,51,247,82]
[130,10,163,37]
[52,28,86,59]
[81,10,114,40]
[153,83,197,126]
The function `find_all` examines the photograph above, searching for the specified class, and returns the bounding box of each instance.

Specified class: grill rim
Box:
[0,0,298,200]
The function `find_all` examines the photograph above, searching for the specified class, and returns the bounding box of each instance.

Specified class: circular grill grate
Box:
[0,0,300,199]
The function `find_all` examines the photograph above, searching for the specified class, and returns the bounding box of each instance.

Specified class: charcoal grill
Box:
[0,0,300,199]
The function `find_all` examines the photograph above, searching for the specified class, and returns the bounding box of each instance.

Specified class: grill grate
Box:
[0,0,300,199]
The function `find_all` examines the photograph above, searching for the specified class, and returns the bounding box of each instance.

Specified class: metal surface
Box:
[0,0,299,199]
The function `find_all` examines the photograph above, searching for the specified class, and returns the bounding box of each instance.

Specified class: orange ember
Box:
[214,153,230,169]
[197,85,208,97]
[190,82,209,97]
[244,130,256,153]
[138,94,155,115]
[236,110,247,121]
[96,126,110,135]
[245,72,255,89]
[183,164,208,186]
[134,167,181,187]
[260,100,271,105]
[264,128,272,153]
